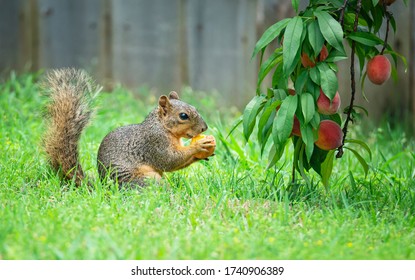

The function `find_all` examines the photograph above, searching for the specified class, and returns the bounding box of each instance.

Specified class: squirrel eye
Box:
[179,113,189,120]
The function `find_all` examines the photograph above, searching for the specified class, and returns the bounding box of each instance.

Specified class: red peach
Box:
[301,53,316,68]
[319,45,329,62]
[367,55,391,85]
[292,115,301,137]
[301,45,328,68]
[317,89,341,115]
[314,120,343,151]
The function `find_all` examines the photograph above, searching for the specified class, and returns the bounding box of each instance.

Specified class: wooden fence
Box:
[0,0,414,122]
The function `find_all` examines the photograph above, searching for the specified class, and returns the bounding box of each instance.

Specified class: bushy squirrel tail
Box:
[42,68,101,186]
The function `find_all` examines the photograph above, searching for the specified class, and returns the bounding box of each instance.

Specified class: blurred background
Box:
[0,0,414,130]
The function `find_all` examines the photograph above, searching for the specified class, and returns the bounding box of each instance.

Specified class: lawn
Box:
[1,72,414,259]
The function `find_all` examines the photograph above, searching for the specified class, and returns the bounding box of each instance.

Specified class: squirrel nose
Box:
[200,121,208,133]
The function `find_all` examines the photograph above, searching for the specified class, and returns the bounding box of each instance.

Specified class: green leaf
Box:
[252,18,291,59]
[355,44,367,73]
[291,0,299,13]
[372,0,379,6]
[272,63,288,89]
[344,139,372,160]
[267,141,287,169]
[273,88,288,100]
[314,10,345,55]
[243,95,265,141]
[294,70,308,94]
[273,94,298,144]
[390,14,396,33]
[347,32,384,47]
[257,50,283,89]
[323,113,342,126]
[300,124,314,162]
[344,147,370,177]
[317,63,338,100]
[258,100,280,152]
[309,146,329,175]
[371,4,384,33]
[307,20,325,57]
[320,150,335,189]
[325,49,348,63]
[300,92,315,124]
[310,111,321,129]
[298,143,311,185]
[309,67,320,85]
[384,49,408,71]
[283,17,304,77]
[227,115,243,138]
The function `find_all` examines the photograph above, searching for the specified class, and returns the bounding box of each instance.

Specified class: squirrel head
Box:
[158,91,208,139]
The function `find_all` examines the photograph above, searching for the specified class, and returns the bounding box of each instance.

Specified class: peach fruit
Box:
[319,45,329,61]
[291,116,301,137]
[317,89,341,115]
[367,55,391,85]
[301,45,328,68]
[191,134,216,159]
[301,53,316,68]
[314,120,343,151]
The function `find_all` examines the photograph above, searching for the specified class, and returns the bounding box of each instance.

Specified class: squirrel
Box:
[42,68,215,187]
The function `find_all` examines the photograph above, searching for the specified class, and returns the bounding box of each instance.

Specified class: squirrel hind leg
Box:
[119,165,163,188]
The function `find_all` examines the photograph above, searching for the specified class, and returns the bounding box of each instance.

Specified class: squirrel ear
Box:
[168,91,180,100]
[158,95,171,116]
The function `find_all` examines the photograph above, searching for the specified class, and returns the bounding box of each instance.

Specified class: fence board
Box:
[187,0,257,107]
[37,0,101,71]
[0,0,20,74]
[111,0,182,92]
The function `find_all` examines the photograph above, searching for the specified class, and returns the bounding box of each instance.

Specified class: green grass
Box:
[1,72,415,260]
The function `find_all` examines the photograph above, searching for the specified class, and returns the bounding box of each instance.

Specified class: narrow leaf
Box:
[317,63,338,100]
[347,32,384,47]
[300,124,314,162]
[298,143,311,186]
[291,0,299,13]
[320,150,335,189]
[309,67,320,85]
[273,94,298,144]
[307,20,325,57]
[252,18,291,59]
[344,139,372,160]
[314,10,345,55]
[283,17,304,77]
[227,116,243,138]
[272,63,288,89]
[243,95,265,141]
[294,70,308,94]
[301,92,315,124]
[258,100,281,149]
[257,50,283,88]
[267,141,286,169]
[344,147,370,177]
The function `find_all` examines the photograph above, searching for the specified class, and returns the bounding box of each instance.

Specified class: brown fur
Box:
[42,68,101,186]
[42,68,215,187]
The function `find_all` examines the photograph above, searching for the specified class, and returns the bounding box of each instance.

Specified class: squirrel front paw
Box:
[190,135,216,159]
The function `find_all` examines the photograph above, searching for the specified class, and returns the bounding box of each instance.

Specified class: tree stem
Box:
[381,5,391,55]
[339,0,349,28]
[336,0,362,158]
